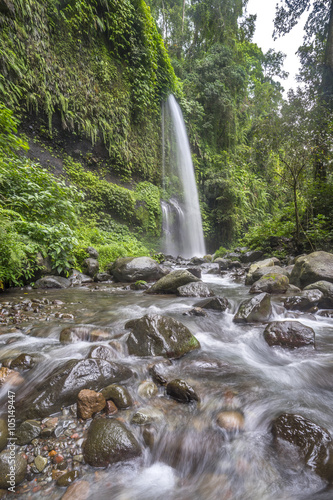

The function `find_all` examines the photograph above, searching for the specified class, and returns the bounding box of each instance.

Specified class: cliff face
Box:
[0,0,177,182]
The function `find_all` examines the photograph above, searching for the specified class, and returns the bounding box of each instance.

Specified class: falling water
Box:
[161,95,206,258]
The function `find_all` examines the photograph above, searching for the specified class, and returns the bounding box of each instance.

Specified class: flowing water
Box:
[0,269,333,499]
[161,96,206,258]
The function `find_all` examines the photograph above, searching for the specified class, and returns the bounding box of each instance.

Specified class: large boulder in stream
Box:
[245,258,280,285]
[194,296,230,311]
[284,289,324,312]
[111,257,168,282]
[177,282,214,297]
[249,274,289,294]
[233,293,272,323]
[125,314,200,358]
[146,269,200,294]
[34,276,70,289]
[18,359,132,420]
[272,413,333,482]
[0,449,27,489]
[289,251,333,288]
[83,418,141,467]
[304,281,333,308]
[264,321,315,348]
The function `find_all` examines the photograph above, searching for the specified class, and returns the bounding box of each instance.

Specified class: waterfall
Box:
[161,95,206,258]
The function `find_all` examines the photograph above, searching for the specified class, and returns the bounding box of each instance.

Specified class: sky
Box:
[246,0,308,92]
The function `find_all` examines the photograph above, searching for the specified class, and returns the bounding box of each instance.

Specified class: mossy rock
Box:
[146,270,200,294]
[0,450,27,489]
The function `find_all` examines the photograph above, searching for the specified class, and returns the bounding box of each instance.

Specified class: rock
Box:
[216,411,245,432]
[34,455,48,472]
[18,359,132,420]
[77,389,106,419]
[249,274,289,294]
[272,413,333,482]
[148,360,172,386]
[88,345,117,361]
[56,470,79,487]
[186,267,202,279]
[245,258,279,285]
[125,314,200,358]
[105,401,118,415]
[35,252,52,275]
[10,353,36,371]
[229,260,242,269]
[240,250,264,263]
[138,381,158,399]
[34,276,70,289]
[304,281,333,308]
[68,270,93,286]
[16,420,41,445]
[284,289,324,312]
[95,272,113,282]
[290,251,333,289]
[190,257,206,265]
[187,307,207,317]
[194,296,230,311]
[214,258,232,270]
[0,450,27,488]
[177,282,214,297]
[166,379,199,403]
[86,246,99,259]
[146,270,200,294]
[60,326,112,343]
[101,384,133,409]
[225,252,241,260]
[82,258,99,278]
[205,265,220,275]
[233,293,272,323]
[83,418,141,467]
[0,367,24,386]
[249,266,286,285]
[264,321,315,348]
[111,257,167,283]
[0,419,8,452]
[61,480,90,500]
[131,408,163,425]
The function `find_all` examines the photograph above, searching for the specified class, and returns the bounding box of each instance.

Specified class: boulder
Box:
[125,314,200,358]
[248,266,286,285]
[111,257,167,282]
[77,389,106,419]
[304,281,333,308]
[0,450,27,489]
[60,326,112,343]
[68,270,93,286]
[82,258,99,278]
[245,258,279,285]
[86,246,99,259]
[190,257,206,265]
[35,252,52,275]
[214,258,232,270]
[34,276,70,289]
[88,345,117,361]
[131,408,163,425]
[264,321,315,348]
[101,384,133,409]
[83,418,141,467]
[95,272,113,282]
[10,353,37,371]
[240,250,264,263]
[16,420,41,445]
[272,413,333,482]
[289,251,333,289]
[148,360,172,386]
[18,359,132,420]
[146,270,200,294]
[186,267,202,279]
[194,296,230,311]
[166,379,199,403]
[177,282,214,297]
[249,274,289,294]
[187,307,207,317]
[233,293,272,323]
[284,289,324,312]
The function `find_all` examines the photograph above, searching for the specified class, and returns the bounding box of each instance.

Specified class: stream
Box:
[0,268,333,499]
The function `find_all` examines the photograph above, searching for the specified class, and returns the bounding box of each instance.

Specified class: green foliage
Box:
[134,181,162,235]
[214,246,228,258]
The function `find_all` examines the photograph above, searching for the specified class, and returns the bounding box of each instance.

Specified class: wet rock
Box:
[284,289,324,312]
[190,257,206,265]
[0,367,24,386]
[83,418,141,467]
[177,282,214,297]
[272,413,333,482]
[130,281,149,290]
[34,276,70,289]
[187,307,207,317]
[35,252,52,275]
[95,272,113,282]
[264,321,315,348]
[77,389,106,419]
[194,296,230,311]
[68,270,93,286]
[216,411,245,432]
[105,400,118,415]
[88,345,117,361]
[82,258,99,278]
[56,470,79,487]
[101,384,133,409]
[148,360,172,386]
[61,480,90,500]
[166,379,199,403]
[0,419,8,452]
[125,314,200,358]
[249,274,289,294]
[245,258,280,285]
[34,455,48,472]
[146,269,200,294]
[16,420,41,445]
[10,353,36,371]
[86,247,99,259]
[60,326,111,343]
[249,265,286,285]
[290,251,333,289]
[131,408,163,425]
[0,450,27,488]
[214,258,232,270]
[19,359,132,420]
[186,267,202,279]
[138,381,158,399]
[233,293,272,323]
[205,265,220,275]
[304,281,333,308]
[240,250,264,263]
[111,257,168,282]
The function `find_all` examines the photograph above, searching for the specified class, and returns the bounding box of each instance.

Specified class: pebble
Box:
[34,455,48,472]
